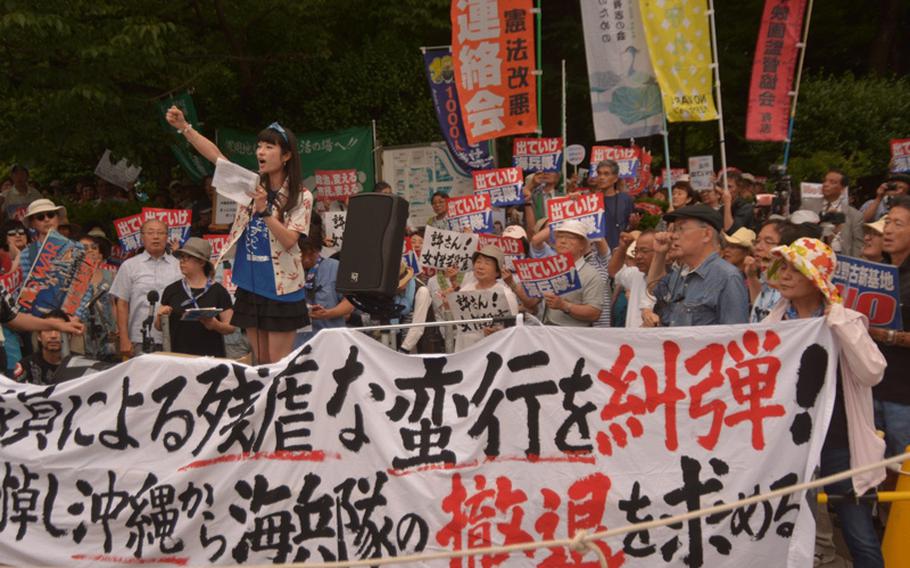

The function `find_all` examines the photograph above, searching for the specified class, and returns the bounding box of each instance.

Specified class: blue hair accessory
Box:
[268,121,289,143]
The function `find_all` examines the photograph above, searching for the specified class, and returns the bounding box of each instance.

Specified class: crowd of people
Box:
[2,112,909,565]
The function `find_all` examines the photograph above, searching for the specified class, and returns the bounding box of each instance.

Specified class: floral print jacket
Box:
[217,183,313,296]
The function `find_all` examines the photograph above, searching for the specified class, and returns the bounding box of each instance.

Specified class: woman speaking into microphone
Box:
[165,107,313,364]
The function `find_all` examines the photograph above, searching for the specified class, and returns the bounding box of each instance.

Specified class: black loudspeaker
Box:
[337,193,409,296]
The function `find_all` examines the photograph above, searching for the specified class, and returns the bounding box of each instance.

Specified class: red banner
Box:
[451,0,537,144]
[745,0,807,141]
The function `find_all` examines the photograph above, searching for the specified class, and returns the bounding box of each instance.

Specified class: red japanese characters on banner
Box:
[451,0,538,144]
[745,0,808,141]
[203,234,231,263]
[315,169,360,202]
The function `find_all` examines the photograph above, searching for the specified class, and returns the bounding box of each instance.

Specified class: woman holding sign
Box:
[449,245,518,352]
[165,107,312,364]
[763,238,886,567]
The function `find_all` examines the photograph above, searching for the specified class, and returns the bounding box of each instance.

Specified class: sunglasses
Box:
[32,211,57,221]
[6,229,26,237]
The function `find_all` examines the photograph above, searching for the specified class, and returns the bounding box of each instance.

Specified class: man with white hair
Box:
[540,220,606,327]
[649,204,750,327]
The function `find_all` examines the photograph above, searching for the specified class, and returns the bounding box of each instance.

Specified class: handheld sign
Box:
[688,155,715,191]
[565,144,586,167]
[420,226,478,271]
[472,167,524,207]
[143,208,193,246]
[512,137,563,173]
[16,232,87,316]
[61,255,100,316]
[590,145,641,179]
[447,289,513,332]
[203,234,231,263]
[660,168,688,188]
[446,193,494,233]
[512,254,582,297]
[833,255,903,330]
[890,138,910,173]
[477,233,526,271]
[402,237,420,274]
[114,213,145,252]
[547,193,606,240]
[315,169,361,202]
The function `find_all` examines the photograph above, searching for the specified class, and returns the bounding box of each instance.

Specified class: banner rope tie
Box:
[568,529,608,568]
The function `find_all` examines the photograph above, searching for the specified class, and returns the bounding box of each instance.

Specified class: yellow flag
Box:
[639,0,718,122]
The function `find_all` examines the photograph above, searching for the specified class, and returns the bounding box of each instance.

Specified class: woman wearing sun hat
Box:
[156,237,235,357]
[763,237,886,567]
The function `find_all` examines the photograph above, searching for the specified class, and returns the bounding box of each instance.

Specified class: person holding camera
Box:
[861,172,910,222]
[819,169,864,257]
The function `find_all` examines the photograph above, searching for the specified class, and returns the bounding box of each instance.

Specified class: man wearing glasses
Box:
[110,219,181,358]
[648,204,750,327]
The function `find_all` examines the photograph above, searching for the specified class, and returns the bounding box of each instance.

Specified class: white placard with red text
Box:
[113,213,145,252]
[477,233,526,271]
[0,319,836,567]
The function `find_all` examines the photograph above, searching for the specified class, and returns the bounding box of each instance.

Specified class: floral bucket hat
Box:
[767,237,842,304]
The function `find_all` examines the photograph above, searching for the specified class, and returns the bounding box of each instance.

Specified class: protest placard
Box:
[660,167,688,188]
[477,233,526,271]
[590,145,641,179]
[60,255,100,316]
[402,237,420,274]
[472,167,524,207]
[94,149,141,189]
[833,255,904,330]
[512,137,563,173]
[446,193,494,233]
[890,138,910,173]
[447,289,513,332]
[546,193,605,240]
[142,207,192,245]
[420,225,477,271]
[214,192,239,226]
[688,155,715,191]
[565,144,586,167]
[113,212,144,252]
[0,318,836,567]
[0,266,22,296]
[322,210,347,251]
[202,234,231,264]
[315,169,360,202]
[512,253,582,297]
[16,232,86,315]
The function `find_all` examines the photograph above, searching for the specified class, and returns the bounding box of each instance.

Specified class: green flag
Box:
[217,125,375,189]
[156,93,214,182]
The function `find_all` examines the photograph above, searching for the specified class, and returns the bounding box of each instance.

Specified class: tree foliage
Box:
[1,0,907,195]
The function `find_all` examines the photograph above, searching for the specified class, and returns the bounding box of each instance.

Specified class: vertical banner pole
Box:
[782,0,814,169]
[662,111,673,210]
[535,0,543,136]
[707,0,729,196]
[561,58,567,193]
[371,119,379,186]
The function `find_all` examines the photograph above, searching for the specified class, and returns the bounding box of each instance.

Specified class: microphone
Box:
[87,282,110,309]
[142,290,160,353]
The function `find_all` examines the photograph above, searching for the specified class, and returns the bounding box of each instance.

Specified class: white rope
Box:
[229,451,910,568]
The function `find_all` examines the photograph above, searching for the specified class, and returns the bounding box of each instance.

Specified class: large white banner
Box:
[381,142,474,229]
[580,0,663,141]
[0,319,837,566]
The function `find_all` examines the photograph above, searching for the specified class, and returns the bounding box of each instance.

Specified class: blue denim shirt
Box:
[653,252,749,327]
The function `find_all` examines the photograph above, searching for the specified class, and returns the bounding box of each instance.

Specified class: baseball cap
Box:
[663,204,723,232]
